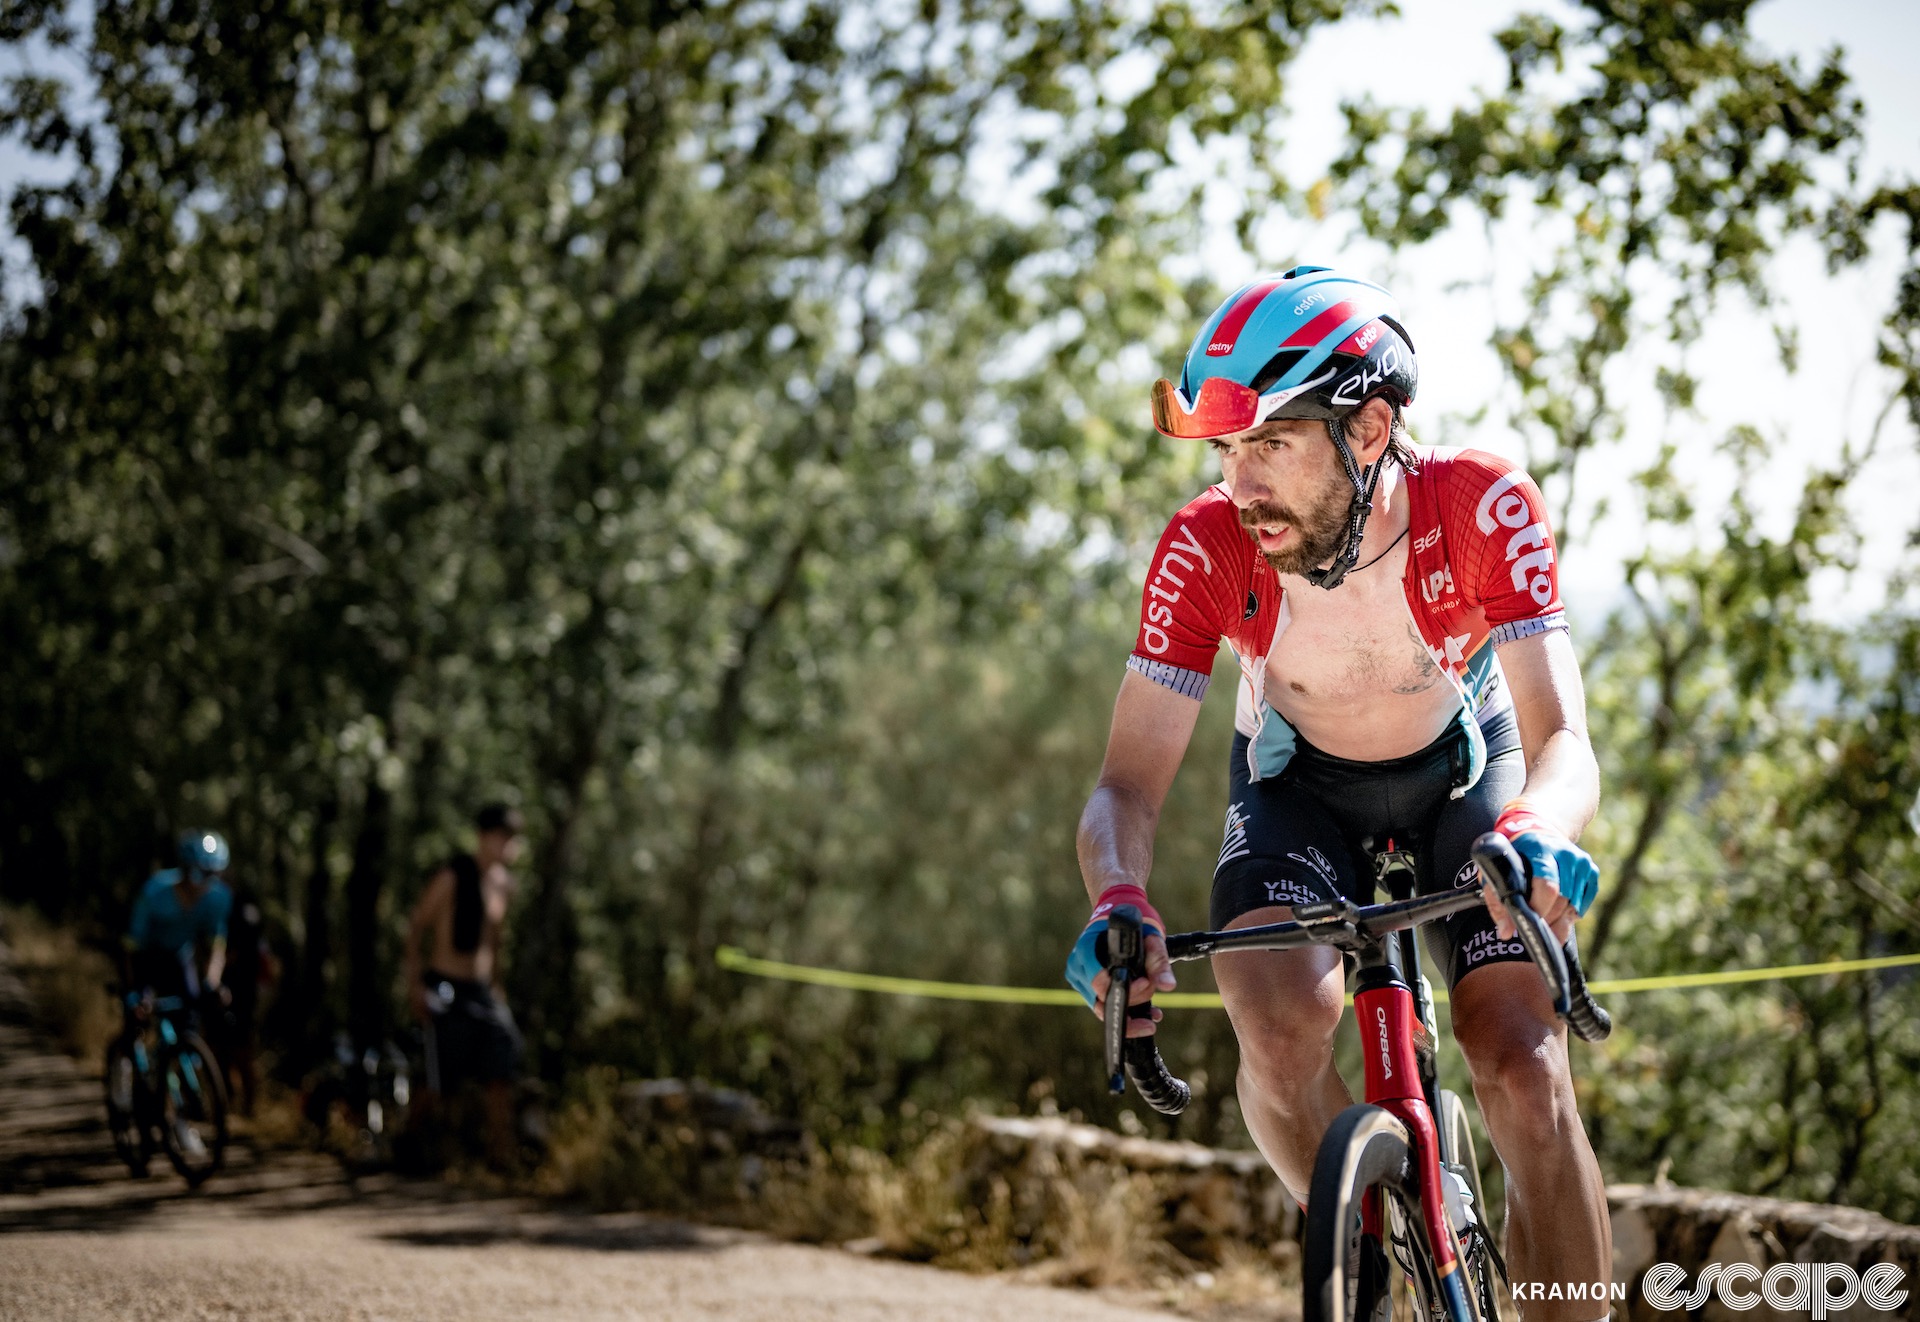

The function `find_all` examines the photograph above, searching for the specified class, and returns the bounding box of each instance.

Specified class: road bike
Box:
[1098,832,1610,1322]
[104,986,230,1186]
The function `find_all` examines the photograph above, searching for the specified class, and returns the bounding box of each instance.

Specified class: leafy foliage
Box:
[4,0,1918,1220]
[0,0,1332,1091]
[1330,0,1920,1217]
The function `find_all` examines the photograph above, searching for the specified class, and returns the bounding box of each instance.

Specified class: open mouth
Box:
[1254,523,1290,549]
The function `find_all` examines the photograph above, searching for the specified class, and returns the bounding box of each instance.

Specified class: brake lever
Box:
[1101,906,1143,1095]
[1471,832,1571,1019]
[1098,904,1192,1115]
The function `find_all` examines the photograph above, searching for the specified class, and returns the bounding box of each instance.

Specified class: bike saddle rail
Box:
[1100,833,1609,1116]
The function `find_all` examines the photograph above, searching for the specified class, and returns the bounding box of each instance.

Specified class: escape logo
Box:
[1640,1261,1907,1317]
[1513,1262,1908,1315]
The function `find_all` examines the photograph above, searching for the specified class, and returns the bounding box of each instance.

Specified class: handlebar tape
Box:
[1124,1029,1192,1116]
[1101,906,1193,1116]
[1561,930,1613,1043]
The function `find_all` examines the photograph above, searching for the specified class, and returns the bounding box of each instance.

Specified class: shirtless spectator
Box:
[404,802,525,1168]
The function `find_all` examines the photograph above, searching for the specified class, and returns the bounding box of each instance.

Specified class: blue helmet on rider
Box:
[1153,265,1417,435]
[177,830,230,877]
[1151,265,1419,590]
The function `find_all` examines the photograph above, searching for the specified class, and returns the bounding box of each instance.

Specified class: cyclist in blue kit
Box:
[123,830,234,1007]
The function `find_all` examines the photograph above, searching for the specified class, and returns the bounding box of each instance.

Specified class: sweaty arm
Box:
[1074,670,1204,1028]
[1490,627,1600,939]
[1075,492,1244,1025]
[1500,627,1598,836]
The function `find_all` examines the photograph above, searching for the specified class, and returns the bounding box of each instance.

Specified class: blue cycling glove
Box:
[1065,884,1163,1010]
[1496,804,1600,916]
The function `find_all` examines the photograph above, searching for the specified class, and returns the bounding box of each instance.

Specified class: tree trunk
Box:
[510,717,598,1081]
[345,781,392,1050]
[296,795,339,1066]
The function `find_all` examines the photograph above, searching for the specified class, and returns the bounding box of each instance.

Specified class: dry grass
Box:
[538,1067,703,1210]
[0,903,121,1064]
[536,1088,1297,1309]
[235,1078,312,1147]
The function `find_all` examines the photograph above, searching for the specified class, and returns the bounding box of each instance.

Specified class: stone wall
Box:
[965,1114,1299,1268]
[967,1115,1920,1318]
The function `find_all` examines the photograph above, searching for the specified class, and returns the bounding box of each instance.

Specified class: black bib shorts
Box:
[1211,706,1534,990]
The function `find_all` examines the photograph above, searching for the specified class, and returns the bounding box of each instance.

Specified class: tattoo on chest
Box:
[1392,621,1443,694]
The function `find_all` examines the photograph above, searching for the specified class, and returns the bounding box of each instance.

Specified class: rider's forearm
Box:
[1076,781,1160,903]
[205,941,226,989]
[1512,727,1600,840]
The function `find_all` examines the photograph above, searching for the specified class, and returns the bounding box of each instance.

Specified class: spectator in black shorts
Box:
[209,886,276,1117]
[403,803,525,1168]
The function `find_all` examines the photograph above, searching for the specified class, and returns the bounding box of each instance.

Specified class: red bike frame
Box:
[1355,969,1472,1316]
[1104,831,1609,1322]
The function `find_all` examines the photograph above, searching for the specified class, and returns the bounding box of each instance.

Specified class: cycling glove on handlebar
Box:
[1065,884,1164,1010]
[1495,803,1599,916]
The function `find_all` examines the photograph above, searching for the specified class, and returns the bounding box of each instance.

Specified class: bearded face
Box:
[1238,453,1353,575]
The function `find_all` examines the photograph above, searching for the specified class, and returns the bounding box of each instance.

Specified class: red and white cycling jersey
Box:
[1128,446,1567,785]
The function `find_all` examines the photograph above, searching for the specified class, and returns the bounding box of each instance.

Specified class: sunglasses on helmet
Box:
[1150,376,1264,439]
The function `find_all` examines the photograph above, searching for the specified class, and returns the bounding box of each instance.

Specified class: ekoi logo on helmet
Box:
[1328,340,1404,410]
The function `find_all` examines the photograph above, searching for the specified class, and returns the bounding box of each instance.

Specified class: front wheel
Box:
[1438,1089,1504,1319]
[157,1032,228,1187]
[1303,1104,1413,1322]
[103,1039,149,1178]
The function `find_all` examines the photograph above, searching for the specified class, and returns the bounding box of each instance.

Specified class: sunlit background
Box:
[4,0,1918,1232]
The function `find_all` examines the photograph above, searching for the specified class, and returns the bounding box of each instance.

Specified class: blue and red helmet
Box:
[1151,266,1417,437]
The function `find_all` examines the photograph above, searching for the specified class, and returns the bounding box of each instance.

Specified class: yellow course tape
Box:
[714,945,1920,1009]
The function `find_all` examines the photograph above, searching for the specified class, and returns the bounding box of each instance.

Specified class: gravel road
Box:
[0,942,1178,1322]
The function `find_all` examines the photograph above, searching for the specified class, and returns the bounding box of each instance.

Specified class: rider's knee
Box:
[1458,1014,1571,1127]
[1229,969,1344,1105]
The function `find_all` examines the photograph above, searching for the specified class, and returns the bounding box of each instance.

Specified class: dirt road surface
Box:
[0,944,1179,1322]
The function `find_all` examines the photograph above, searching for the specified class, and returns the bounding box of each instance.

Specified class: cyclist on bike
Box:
[1067,267,1609,1320]
[122,829,234,1010]
[107,829,234,1176]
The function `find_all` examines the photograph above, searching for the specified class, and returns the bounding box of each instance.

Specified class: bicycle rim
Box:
[158,1034,229,1186]
[1438,1090,1503,1320]
[1304,1104,1414,1322]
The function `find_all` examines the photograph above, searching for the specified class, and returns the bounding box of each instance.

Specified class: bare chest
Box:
[431,870,514,973]
[1264,574,1458,756]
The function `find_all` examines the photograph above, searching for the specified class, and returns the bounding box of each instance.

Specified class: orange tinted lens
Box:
[1150,376,1260,438]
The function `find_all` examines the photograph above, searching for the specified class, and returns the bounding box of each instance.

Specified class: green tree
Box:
[0,0,1361,1083]
[1331,0,1920,1217]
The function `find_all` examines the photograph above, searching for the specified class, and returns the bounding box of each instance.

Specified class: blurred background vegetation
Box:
[3,0,1918,1220]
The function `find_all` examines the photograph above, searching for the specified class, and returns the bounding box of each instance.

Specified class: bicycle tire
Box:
[157,1032,229,1187]
[102,1040,149,1178]
[1304,1104,1414,1322]
[1439,1089,1502,1320]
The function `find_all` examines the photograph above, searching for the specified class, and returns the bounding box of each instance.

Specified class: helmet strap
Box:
[1304,414,1384,591]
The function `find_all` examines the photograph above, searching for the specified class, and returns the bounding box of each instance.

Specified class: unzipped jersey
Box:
[1127,445,1567,788]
